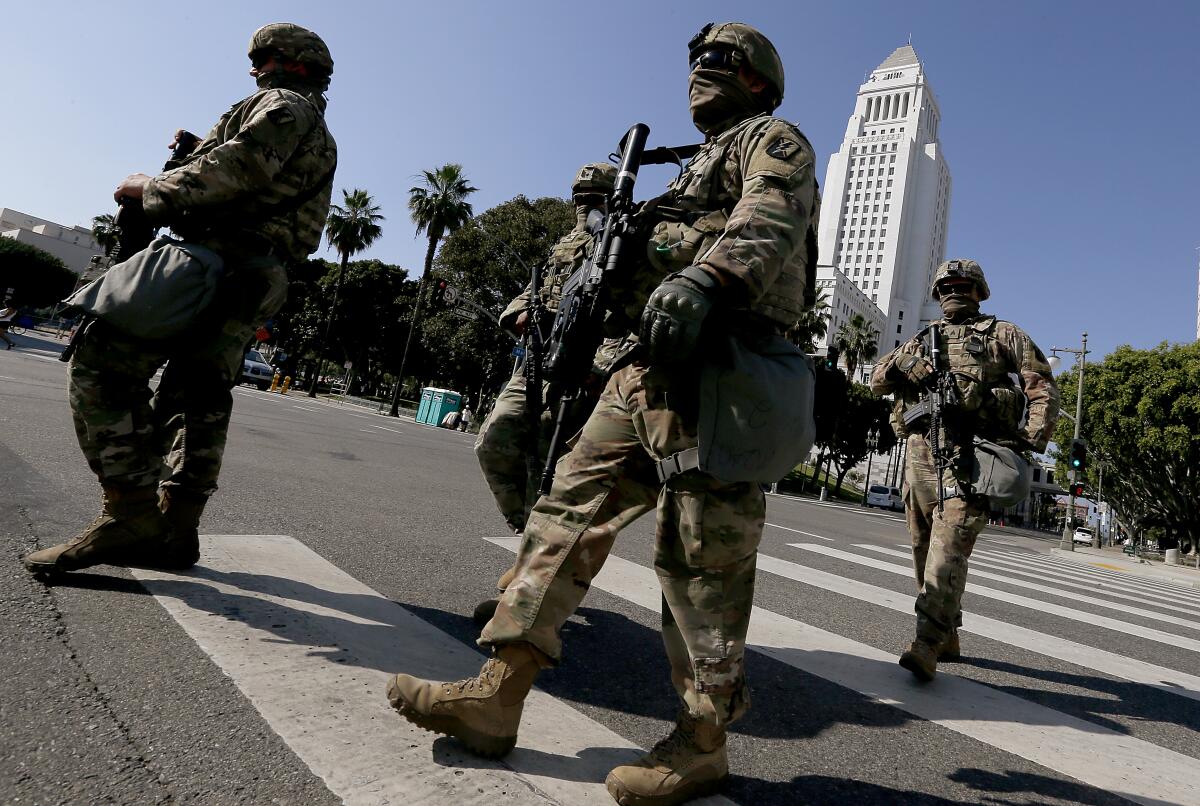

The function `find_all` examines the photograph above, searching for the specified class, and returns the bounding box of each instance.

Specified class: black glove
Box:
[639,266,720,364]
[892,353,935,388]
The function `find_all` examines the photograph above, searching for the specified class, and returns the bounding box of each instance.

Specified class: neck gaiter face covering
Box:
[939,294,980,322]
[689,69,760,137]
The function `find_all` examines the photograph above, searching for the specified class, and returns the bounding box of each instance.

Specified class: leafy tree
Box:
[312,189,385,396]
[420,195,574,398]
[815,382,896,493]
[835,313,879,381]
[1051,342,1200,553]
[0,236,76,306]
[786,289,831,353]
[90,213,118,256]
[392,164,477,415]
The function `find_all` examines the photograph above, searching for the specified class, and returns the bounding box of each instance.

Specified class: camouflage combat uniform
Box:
[475,227,600,533]
[481,111,819,729]
[26,24,336,574]
[871,263,1058,655]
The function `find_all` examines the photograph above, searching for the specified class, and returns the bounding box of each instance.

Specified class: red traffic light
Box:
[1070,482,1084,497]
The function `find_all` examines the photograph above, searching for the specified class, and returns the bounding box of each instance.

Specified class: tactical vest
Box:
[891,315,1024,441]
[541,228,594,312]
[645,114,819,328]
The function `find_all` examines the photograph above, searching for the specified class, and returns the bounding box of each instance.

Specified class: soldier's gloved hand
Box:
[639,266,720,364]
[893,354,935,388]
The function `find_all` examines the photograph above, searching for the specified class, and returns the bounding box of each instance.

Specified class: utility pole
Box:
[1052,332,1088,551]
[861,429,879,506]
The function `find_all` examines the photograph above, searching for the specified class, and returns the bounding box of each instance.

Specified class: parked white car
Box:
[866,484,904,511]
[1072,526,1095,546]
[241,349,275,391]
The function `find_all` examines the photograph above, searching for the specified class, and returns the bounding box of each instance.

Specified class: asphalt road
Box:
[3,334,1199,805]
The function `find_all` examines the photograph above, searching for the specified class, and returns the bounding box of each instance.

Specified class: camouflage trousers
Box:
[480,361,765,728]
[69,254,287,495]
[473,370,554,533]
[903,433,987,644]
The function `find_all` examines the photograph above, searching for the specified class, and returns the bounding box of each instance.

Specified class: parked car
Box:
[866,484,904,511]
[1072,526,1095,546]
[241,349,275,391]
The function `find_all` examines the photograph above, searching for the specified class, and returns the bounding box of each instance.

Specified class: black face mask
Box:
[688,69,761,136]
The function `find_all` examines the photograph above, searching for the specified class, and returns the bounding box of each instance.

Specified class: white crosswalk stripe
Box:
[982,548,1200,601]
[133,533,1200,805]
[483,537,1200,805]
[131,535,732,806]
[967,550,1200,616]
[753,550,1200,703]
[855,543,1200,632]
[789,543,1200,654]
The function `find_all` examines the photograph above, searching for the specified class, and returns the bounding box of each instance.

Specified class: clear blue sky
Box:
[3,1,1197,360]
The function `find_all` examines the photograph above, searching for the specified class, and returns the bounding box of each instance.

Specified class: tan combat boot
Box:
[605,710,729,806]
[23,485,166,574]
[473,561,519,625]
[899,639,939,682]
[386,642,545,758]
[938,630,961,661]
[149,487,205,570]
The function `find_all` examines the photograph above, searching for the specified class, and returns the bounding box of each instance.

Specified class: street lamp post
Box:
[1052,331,1088,551]
[861,429,878,506]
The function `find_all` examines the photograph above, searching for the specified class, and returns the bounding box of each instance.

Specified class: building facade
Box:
[816,44,952,353]
[814,265,886,384]
[0,208,102,275]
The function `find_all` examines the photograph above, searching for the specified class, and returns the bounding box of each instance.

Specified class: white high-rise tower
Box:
[817,45,951,353]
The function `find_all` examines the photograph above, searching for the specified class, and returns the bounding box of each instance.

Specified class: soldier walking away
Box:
[387,22,819,806]
[0,301,17,349]
[870,260,1059,681]
[472,162,616,618]
[24,23,337,575]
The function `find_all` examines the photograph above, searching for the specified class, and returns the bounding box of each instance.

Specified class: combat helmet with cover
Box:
[572,162,617,196]
[931,258,990,301]
[688,22,785,109]
[248,23,334,83]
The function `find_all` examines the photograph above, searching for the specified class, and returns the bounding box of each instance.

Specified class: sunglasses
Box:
[690,48,742,73]
[936,280,975,295]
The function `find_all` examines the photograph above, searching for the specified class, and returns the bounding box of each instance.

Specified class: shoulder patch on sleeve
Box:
[266,107,296,126]
[766,136,799,160]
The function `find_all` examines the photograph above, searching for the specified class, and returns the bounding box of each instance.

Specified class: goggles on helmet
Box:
[690,47,743,73]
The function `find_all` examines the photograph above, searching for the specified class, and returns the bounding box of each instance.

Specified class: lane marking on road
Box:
[790,543,1200,654]
[292,405,319,412]
[764,523,833,541]
[754,548,1200,703]
[1092,562,1126,571]
[968,551,1200,617]
[369,424,403,434]
[857,544,1200,631]
[131,536,727,806]
[487,537,1200,804]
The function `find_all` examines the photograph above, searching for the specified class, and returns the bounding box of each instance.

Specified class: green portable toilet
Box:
[417,387,462,426]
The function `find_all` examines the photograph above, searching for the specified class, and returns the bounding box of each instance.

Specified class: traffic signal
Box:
[1068,438,1088,474]
[428,279,448,310]
[1070,482,1085,498]
[824,347,841,372]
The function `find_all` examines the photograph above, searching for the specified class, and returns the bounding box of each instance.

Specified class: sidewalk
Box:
[1050,544,1200,589]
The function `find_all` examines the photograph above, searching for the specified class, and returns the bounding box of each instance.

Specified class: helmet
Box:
[248,23,333,78]
[688,22,784,108]
[931,259,990,301]
[572,162,617,195]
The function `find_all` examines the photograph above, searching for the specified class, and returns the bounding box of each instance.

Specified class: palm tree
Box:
[786,289,831,353]
[834,313,880,381]
[90,213,119,256]
[309,189,385,397]
[390,164,477,416]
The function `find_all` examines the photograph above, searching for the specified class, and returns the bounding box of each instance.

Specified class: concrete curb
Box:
[1050,547,1200,589]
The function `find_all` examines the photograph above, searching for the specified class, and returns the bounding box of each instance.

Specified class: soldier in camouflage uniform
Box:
[870,259,1059,681]
[475,162,617,536]
[24,23,337,575]
[388,23,818,806]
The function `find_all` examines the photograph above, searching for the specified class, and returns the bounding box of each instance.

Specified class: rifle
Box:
[109,130,201,263]
[900,324,967,512]
[537,123,651,495]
